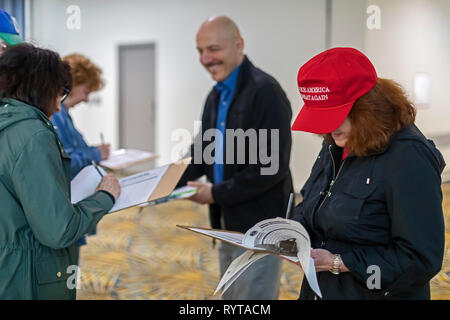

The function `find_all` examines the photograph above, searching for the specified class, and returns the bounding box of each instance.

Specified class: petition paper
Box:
[71,164,170,213]
[214,251,269,296]
[71,165,106,204]
[219,218,322,298]
[110,164,169,212]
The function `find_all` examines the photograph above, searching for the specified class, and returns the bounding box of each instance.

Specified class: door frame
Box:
[117,42,157,149]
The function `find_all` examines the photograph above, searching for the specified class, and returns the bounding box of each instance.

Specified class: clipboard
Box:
[176,225,297,258]
[71,157,191,213]
[177,225,248,248]
[148,158,190,202]
[109,157,191,212]
[177,218,322,298]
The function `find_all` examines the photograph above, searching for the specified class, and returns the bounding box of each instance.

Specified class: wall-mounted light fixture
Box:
[413,72,431,108]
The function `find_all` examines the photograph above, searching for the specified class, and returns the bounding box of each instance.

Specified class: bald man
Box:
[178,16,293,300]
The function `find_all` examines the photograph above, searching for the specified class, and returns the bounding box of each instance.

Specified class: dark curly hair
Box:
[0,43,72,117]
[324,78,416,156]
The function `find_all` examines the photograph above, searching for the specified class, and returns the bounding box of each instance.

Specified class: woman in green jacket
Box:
[0,43,121,299]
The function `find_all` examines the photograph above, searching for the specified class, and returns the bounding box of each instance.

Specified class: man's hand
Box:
[186,181,215,204]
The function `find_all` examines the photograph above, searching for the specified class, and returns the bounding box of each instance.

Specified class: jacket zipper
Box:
[316,145,347,247]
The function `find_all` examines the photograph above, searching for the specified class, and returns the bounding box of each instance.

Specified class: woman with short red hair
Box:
[51,53,110,179]
[292,47,445,299]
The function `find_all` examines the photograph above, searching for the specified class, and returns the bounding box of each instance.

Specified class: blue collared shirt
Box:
[214,64,241,183]
[51,103,102,179]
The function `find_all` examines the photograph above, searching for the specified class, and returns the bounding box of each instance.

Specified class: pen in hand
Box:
[93,162,121,200]
[91,160,104,177]
[98,132,110,160]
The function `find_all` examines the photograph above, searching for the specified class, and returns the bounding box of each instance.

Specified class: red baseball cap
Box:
[291,47,377,133]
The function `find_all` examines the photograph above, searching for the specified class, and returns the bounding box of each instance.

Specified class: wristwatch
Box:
[330,254,341,275]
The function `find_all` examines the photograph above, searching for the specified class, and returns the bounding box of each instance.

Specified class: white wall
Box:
[30,0,327,191]
[364,0,450,138]
[330,0,367,50]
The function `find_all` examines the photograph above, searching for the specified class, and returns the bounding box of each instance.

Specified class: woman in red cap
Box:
[292,47,445,299]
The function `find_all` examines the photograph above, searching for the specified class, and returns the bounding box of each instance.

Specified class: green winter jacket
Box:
[0,98,114,299]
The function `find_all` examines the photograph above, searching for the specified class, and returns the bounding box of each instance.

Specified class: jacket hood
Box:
[0,98,48,132]
[392,124,446,175]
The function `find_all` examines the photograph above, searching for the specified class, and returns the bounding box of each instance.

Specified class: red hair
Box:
[63,53,104,92]
[324,78,416,156]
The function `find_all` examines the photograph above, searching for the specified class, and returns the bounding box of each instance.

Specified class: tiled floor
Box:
[76,184,450,300]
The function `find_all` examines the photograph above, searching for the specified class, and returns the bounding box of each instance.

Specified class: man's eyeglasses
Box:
[60,87,70,103]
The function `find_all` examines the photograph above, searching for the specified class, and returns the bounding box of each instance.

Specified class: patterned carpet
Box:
[76,184,450,300]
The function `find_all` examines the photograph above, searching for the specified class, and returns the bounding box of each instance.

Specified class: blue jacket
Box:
[51,103,101,246]
[51,103,101,179]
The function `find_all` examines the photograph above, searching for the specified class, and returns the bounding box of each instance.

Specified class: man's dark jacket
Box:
[294,124,446,299]
[178,56,293,233]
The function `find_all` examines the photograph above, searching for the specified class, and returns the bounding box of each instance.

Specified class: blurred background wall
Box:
[24,0,450,190]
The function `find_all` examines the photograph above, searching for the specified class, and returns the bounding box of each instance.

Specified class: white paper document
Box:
[214,251,269,296]
[242,218,312,286]
[178,217,322,298]
[71,163,172,213]
[186,227,245,245]
[71,165,106,204]
[99,148,157,170]
[110,164,169,212]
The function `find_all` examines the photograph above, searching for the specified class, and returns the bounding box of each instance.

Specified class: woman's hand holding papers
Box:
[96,173,121,200]
[186,181,214,204]
[310,249,349,272]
